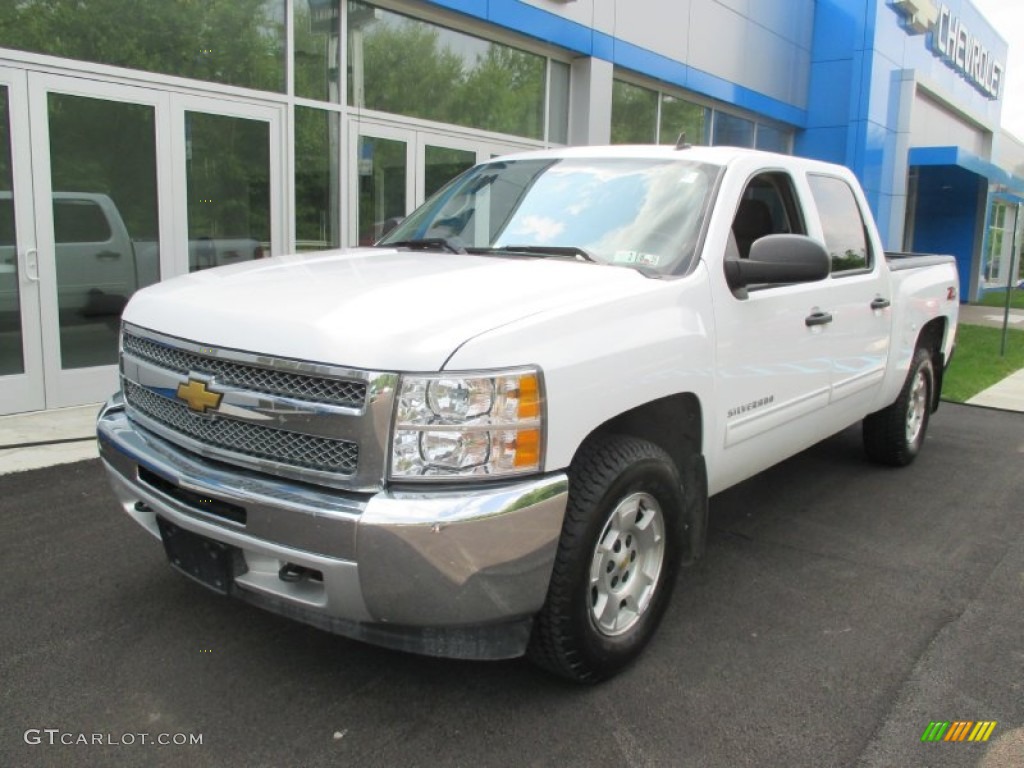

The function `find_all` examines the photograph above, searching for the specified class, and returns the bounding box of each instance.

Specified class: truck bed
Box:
[884,251,958,271]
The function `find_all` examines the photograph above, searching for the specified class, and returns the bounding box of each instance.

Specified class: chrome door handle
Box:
[24,248,40,282]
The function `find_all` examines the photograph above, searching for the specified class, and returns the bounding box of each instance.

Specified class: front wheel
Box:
[863,346,935,466]
[527,435,689,683]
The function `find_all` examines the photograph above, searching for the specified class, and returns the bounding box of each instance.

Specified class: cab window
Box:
[807,174,872,273]
[729,171,805,260]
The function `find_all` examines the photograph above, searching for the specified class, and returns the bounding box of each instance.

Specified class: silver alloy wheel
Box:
[905,366,928,446]
[589,491,666,637]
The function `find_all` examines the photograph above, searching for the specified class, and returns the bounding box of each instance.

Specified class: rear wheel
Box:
[527,434,688,683]
[863,346,934,466]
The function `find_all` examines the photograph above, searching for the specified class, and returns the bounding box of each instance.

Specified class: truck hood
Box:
[123,248,655,371]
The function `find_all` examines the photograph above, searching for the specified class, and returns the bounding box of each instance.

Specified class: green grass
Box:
[942,324,1024,402]
[977,289,1024,310]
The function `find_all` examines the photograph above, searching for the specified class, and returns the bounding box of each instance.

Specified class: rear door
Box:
[804,173,891,419]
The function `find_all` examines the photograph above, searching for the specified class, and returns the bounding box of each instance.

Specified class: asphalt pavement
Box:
[1,403,1022,768]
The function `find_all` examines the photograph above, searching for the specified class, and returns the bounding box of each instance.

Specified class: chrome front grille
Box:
[118,323,397,491]
[122,332,366,407]
[123,381,359,474]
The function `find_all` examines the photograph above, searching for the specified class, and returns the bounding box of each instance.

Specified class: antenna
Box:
[675,131,691,150]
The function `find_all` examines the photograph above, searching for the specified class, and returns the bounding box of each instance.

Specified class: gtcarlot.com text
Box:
[24,729,203,747]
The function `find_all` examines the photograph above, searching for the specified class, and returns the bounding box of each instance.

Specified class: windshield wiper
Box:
[482,245,598,263]
[383,237,467,254]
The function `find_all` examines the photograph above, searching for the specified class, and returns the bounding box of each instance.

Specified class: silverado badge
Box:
[176,378,223,414]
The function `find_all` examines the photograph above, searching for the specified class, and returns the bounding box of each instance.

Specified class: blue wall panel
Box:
[798,0,871,168]
[798,127,849,163]
[805,59,854,129]
[809,0,866,62]
[911,165,982,294]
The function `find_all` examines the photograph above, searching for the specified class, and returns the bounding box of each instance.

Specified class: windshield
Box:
[379,156,720,275]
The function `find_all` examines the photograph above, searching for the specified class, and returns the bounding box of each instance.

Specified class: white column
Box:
[568,57,613,146]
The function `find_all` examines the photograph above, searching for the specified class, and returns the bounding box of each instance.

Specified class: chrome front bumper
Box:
[97,395,568,659]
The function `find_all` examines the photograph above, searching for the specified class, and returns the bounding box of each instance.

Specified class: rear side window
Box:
[53,199,112,244]
[807,174,871,273]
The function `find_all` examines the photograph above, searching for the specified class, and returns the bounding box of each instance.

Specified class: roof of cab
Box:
[489,144,851,177]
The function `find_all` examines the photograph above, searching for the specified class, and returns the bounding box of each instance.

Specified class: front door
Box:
[0,69,44,414]
[347,120,535,246]
[171,96,284,276]
[0,78,284,416]
[26,74,171,410]
[711,170,835,490]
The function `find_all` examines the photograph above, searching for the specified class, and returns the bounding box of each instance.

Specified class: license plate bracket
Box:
[157,517,246,595]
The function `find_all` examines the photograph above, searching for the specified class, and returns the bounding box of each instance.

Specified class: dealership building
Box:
[0,0,1022,416]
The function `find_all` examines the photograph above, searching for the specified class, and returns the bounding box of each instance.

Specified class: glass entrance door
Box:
[348,120,537,246]
[2,77,283,415]
[26,74,171,410]
[353,126,412,246]
[171,97,284,275]
[2,80,283,415]
[984,200,1022,289]
[0,69,44,415]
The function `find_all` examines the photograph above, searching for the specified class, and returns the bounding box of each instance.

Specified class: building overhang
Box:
[909,146,1024,199]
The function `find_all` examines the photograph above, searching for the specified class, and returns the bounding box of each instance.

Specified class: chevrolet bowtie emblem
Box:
[892,0,939,35]
[176,378,223,413]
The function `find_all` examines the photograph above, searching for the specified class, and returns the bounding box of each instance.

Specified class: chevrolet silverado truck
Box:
[97,146,958,682]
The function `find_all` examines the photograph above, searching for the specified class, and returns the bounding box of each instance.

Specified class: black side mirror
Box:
[724,234,831,293]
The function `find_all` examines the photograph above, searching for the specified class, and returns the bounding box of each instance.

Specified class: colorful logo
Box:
[921,721,997,743]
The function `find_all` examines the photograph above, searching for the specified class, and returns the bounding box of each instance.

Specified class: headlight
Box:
[390,368,544,480]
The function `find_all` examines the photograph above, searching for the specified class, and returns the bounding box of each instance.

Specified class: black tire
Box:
[863,346,934,467]
[527,434,689,683]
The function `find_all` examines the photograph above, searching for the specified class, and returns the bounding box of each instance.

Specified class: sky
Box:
[970,0,1024,139]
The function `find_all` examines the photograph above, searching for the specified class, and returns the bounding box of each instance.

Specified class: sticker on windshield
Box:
[613,251,662,267]
[678,171,701,184]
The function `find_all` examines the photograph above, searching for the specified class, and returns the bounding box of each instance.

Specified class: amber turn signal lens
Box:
[513,428,541,468]
[518,373,540,420]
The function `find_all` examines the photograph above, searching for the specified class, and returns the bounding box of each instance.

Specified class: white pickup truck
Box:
[97,146,958,682]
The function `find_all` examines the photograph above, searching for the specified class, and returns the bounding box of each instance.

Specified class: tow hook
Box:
[278,563,323,583]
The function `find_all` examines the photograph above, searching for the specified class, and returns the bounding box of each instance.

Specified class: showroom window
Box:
[611,77,792,152]
[346,1,567,142]
[295,0,342,102]
[660,94,708,147]
[755,123,791,153]
[612,80,709,145]
[0,0,287,93]
[712,113,754,148]
[294,106,340,251]
[611,81,658,143]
